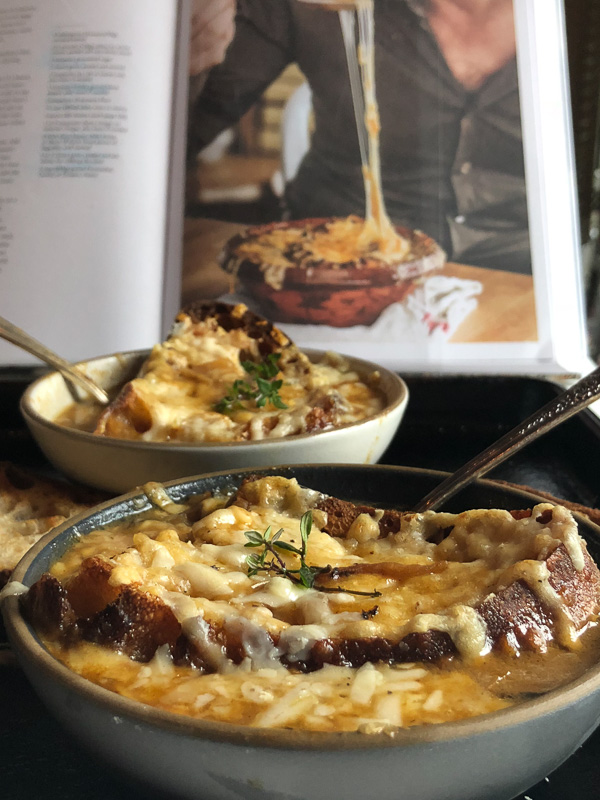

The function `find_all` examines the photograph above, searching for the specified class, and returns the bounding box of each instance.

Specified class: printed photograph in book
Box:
[182,0,573,371]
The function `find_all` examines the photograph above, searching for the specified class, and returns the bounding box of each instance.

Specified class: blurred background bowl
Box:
[3,464,600,800]
[220,218,446,327]
[20,349,408,493]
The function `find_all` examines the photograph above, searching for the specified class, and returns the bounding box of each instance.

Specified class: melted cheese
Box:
[37,478,600,733]
[408,606,488,660]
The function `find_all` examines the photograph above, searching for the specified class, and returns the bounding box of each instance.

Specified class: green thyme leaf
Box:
[298,564,317,588]
[242,353,282,380]
[300,511,312,550]
[271,540,301,555]
[244,530,265,547]
[214,353,288,413]
[246,553,262,572]
[270,394,288,410]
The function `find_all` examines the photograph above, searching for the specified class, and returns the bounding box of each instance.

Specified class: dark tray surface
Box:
[2,372,600,800]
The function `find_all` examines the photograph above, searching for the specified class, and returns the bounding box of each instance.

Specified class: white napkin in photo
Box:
[221,274,482,343]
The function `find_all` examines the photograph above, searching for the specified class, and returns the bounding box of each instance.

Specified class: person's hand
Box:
[189,0,236,76]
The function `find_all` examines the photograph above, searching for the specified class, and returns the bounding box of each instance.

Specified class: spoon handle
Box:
[0,316,109,404]
[413,366,600,512]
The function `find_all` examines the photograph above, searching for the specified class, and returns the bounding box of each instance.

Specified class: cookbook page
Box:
[183,0,589,376]
[0,0,189,365]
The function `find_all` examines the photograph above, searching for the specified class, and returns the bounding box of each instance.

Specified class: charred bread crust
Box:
[179,301,293,356]
[292,543,600,671]
[230,481,406,537]
[22,573,454,671]
[22,573,78,638]
[545,543,600,627]
[78,586,183,662]
[476,544,600,653]
[65,556,121,618]
[316,495,405,538]
[295,630,457,672]
[95,382,153,439]
[304,395,339,432]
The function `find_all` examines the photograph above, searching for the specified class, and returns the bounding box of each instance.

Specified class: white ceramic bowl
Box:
[20,349,408,493]
[3,464,600,800]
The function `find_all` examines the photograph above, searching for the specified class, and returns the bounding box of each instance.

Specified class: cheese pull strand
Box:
[340,0,410,259]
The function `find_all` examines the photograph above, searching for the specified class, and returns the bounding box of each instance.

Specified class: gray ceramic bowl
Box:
[19,349,408,493]
[3,464,600,800]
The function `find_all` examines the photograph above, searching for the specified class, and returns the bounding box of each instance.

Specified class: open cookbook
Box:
[185,0,591,377]
[0,0,592,378]
[0,0,189,366]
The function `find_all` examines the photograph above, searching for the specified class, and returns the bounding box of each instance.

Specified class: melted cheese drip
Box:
[408,605,489,660]
[499,560,578,648]
[343,1,410,258]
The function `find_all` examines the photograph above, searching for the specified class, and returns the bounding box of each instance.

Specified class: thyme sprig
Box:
[244,511,381,598]
[214,353,288,413]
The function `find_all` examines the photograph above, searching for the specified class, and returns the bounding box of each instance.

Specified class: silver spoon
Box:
[413,365,600,512]
[0,315,109,405]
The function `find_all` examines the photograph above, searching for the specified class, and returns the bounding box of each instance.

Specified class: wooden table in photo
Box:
[183,217,538,343]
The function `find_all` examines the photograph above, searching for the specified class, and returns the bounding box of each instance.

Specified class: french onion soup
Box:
[20,475,600,733]
[55,302,386,443]
[219,217,445,328]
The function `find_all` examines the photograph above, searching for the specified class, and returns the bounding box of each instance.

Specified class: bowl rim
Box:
[4,463,600,752]
[19,348,408,452]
